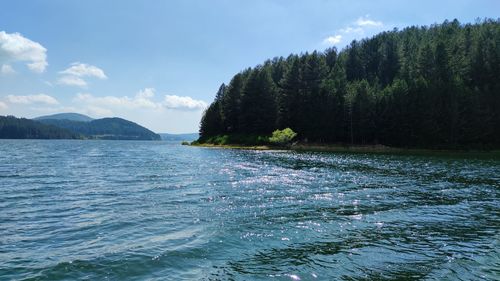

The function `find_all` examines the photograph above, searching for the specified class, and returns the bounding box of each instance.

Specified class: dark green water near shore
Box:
[0,140,498,280]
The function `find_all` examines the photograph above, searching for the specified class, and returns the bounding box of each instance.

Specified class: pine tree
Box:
[198,19,500,149]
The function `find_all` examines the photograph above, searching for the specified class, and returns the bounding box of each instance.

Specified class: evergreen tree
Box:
[277,56,301,129]
[198,19,500,149]
[239,68,277,134]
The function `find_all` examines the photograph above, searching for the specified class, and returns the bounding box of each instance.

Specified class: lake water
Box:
[0,140,499,280]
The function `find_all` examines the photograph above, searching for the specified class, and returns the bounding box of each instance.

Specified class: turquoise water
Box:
[0,140,499,280]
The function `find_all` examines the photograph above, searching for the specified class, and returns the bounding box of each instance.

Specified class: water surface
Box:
[0,140,499,280]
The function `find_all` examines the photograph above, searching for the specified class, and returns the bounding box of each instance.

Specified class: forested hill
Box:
[0,116,79,139]
[199,19,500,149]
[38,117,161,140]
[0,115,161,140]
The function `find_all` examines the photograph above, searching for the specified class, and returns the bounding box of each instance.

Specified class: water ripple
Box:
[0,140,498,280]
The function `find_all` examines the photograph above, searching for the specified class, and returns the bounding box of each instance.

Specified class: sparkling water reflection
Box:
[0,140,498,280]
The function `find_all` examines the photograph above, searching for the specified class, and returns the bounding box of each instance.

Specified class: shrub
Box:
[269,128,297,145]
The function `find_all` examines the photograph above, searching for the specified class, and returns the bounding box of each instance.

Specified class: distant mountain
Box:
[3,113,162,141]
[159,133,199,141]
[34,113,94,122]
[0,116,80,139]
[38,117,161,140]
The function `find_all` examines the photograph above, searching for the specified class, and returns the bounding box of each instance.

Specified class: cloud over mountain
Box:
[6,94,59,105]
[74,88,207,112]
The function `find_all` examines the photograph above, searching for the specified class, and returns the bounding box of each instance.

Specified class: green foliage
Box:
[199,94,224,137]
[38,117,161,140]
[181,141,190,145]
[239,68,277,134]
[1,114,161,140]
[199,19,500,149]
[199,134,269,145]
[269,128,297,145]
[0,116,80,139]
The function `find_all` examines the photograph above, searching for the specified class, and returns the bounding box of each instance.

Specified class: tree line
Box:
[0,116,161,140]
[0,116,79,139]
[38,118,161,140]
[199,19,500,149]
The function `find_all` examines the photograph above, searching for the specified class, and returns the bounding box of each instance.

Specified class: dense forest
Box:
[37,117,161,140]
[199,19,500,149]
[0,115,161,140]
[0,116,79,139]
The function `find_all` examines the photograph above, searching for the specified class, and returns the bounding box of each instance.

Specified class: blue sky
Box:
[0,0,498,133]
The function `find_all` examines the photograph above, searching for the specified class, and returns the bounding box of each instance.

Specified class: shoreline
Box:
[191,143,274,150]
[191,143,500,158]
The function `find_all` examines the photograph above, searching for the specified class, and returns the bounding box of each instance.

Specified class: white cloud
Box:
[6,94,59,105]
[323,35,342,45]
[164,95,207,110]
[355,16,383,27]
[134,88,161,109]
[60,62,107,79]
[339,27,364,34]
[24,105,78,114]
[323,16,384,46]
[136,87,155,99]
[2,89,204,133]
[1,64,15,74]
[86,106,112,117]
[74,90,161,110]
[75,93,127,107]
[73,88,207,112]
[57,75,87,87]
[57,62,107,88]
[0,101,7,110]
[0,31,48,73]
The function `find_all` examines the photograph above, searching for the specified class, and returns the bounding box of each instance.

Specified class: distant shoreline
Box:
[0,138,165,141]
[191,143,500,158]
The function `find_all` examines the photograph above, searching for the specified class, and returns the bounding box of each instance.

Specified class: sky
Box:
[0,0,498,133]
